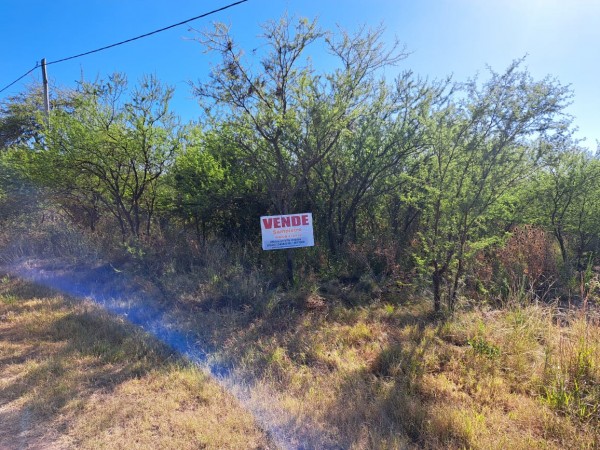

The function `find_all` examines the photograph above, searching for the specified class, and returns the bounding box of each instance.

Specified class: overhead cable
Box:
[0,64,39,94]
[0,0,249,94]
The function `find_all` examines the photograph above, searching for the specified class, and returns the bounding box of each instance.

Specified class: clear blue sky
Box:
[1,0,598,147]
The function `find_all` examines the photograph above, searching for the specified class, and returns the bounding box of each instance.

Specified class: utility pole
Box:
[41,58,50,120]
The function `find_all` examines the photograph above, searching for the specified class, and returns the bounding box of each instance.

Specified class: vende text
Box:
[262,214,310,229]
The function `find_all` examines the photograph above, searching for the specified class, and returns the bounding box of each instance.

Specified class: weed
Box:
[541,320,600,423]
[343,322,373,346]
[1,293,17,305]
[467,337,501,359]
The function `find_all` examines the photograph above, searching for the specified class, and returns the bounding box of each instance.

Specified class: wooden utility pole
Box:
[41,58,50,119]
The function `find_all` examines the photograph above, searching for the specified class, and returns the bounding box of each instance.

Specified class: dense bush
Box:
[1,15,598,311]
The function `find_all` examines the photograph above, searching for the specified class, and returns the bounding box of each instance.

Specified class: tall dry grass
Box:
[168,259,600,449]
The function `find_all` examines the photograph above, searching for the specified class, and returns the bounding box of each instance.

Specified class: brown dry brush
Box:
[471,225,559,304]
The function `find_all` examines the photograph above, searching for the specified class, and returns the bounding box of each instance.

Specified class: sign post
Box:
[260,213,314,251]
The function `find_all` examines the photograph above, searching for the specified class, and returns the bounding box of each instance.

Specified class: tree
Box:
[0,85,64,226]
[37,74,180,239]
[0,88,45,150]
[0,150,40,226]
[169,126,268,244]
[193,16,406,281]
[417,60,571,311]
[310,73,445,254]
[533,145,600,269]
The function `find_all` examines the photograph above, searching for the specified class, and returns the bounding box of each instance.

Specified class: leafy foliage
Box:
[2,15,597,309]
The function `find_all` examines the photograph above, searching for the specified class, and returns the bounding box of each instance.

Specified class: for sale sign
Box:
[260,213,315,250]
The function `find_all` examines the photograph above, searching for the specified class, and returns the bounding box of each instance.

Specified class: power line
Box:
[0,64,39,94]
[0,0,249,94]
[47,0,248,65]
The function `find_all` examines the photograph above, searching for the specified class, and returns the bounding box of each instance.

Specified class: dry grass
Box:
[0,274,272,449]
[3,248,600,449]
[171,278,600,449]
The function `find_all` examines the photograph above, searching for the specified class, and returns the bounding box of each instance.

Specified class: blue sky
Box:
[1,0,598,146]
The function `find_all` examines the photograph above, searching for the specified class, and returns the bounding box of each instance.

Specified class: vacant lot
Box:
[2,263,600,449]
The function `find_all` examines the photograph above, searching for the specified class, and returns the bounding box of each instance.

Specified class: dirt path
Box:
[0,404,66,449]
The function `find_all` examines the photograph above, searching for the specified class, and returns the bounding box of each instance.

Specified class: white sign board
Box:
[260,213,315,250]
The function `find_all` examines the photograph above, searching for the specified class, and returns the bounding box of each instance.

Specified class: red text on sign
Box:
[262,214,310,230]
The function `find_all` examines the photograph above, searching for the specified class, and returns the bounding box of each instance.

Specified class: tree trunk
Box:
[194,214,202,245]
[432,268,443,313]
[449,238,467,311]
[327,224,338,255]
[554,227,568,265]
[449,259,463,312]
